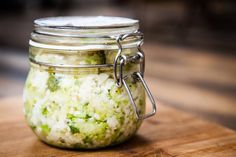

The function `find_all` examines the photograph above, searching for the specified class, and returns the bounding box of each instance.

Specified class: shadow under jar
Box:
[23,16,156,149]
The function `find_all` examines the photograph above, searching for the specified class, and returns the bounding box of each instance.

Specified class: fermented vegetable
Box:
[23,51,145,148]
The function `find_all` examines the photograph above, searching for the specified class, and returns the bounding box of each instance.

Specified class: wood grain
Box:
[143,43,236,129]
[0,97,235,157]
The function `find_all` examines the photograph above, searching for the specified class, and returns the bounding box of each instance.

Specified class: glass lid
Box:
[34,16,139,37]
[35,16,138,28]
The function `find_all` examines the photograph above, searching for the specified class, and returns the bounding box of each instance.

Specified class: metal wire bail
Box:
[113,31,157,120]
[113,31,145,87]
[122,72,156,120]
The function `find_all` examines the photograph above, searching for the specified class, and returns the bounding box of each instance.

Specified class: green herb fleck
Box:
[84,51,105,64]
[47,73,59,92]
[41,124,51,134]
[107,89,112,99]
[67,113,77,121]
[83,136,93,144]
[69,125,80,134]
[41,107,48,116]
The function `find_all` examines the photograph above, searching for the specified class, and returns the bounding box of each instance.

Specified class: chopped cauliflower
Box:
[24,48,145,149]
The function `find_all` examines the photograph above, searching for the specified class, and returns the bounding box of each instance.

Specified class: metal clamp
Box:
[123,72,156,120]
[113,31,156,120]
[113,31,145,87]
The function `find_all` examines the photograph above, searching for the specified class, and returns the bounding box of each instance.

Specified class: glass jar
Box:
[23,16,156,149]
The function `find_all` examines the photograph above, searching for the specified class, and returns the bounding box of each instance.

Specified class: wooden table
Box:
[1,43,236,130]
[0,97,236,157]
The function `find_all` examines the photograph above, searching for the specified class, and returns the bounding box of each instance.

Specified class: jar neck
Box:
[29,17,143,71]
[30,32,141,51]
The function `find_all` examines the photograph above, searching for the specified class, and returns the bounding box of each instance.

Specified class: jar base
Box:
[38,133,137,150]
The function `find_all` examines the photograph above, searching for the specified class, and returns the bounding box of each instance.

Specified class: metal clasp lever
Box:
[113,31,156,120]
[122,72,157,120]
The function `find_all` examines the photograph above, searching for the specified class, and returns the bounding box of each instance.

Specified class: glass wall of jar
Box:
[23,16,156,149]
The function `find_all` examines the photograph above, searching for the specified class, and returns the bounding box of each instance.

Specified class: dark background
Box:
[0,0,236,129]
